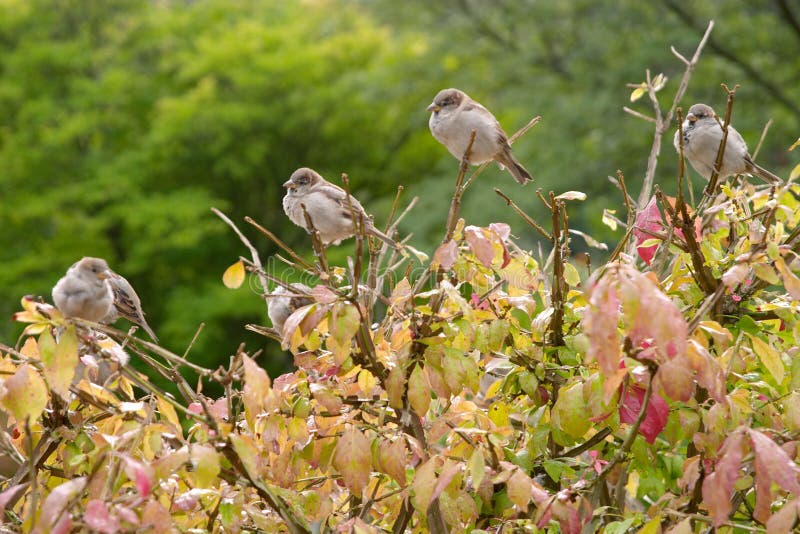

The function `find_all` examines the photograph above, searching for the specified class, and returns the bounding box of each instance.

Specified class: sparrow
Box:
[674,103,781,184]
[52,257,115,323]
[52,257,158,341]
[102,270,159,342]
[282,167,398,247]
[427,88,533,185]
[267,283,313,333]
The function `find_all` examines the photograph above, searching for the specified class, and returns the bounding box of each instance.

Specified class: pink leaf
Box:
[464,226,495,267]
[430,460,461,503]
[121,456,154,497]
[633,196,663,265]
[618,383,668,443]
[750,429,800,522]
[618,266,687,362]
[433,240,459,270]
[702,431,745,527]
[85,500,119,534]
[35,477,86,534]
[489,222,511,241]
[655,356,694,402]
[582,273,625,400]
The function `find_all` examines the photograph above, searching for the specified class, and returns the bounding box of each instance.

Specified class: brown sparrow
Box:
[427,88,533,184]
[267,283,313,333]
[102,270,159,342]
[674,103,781,184]
[53,257,158,341]
[282,167,398,247]
[52,257,114,322]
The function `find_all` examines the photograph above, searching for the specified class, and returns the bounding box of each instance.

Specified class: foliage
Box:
[4,82,800,531]
[2,1,800,532]
[2,0,799,375]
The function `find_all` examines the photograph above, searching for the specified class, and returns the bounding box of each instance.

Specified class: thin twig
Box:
[212,208,270,312]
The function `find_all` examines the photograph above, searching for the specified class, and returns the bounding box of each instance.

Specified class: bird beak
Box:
[687,113,697,123]
[426,103,440,113]
[283,180,296,190]
[97,270,109,280]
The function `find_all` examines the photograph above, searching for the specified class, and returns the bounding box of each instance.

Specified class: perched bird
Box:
[427,88,533,185]
[267,283,314,333]
[282,167,398,247]
[674,103,782,184]
[52,257,158,341]
[52,257,115,323]
[102,271,159,342]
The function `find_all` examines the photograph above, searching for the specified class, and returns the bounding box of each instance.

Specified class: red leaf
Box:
[618,383,668,443]
[702,431,745,527]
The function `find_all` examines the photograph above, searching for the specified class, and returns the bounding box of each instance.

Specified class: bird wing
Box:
[106,272,159,341]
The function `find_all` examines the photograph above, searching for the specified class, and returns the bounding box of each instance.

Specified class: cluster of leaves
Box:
[4,12,800,534]
[4,154,800,531]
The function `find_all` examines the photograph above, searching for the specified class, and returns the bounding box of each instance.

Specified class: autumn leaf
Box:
[702,430,745,527]
[507,469,533,508]
[433,239,459,270]
[191,445,221,489]
[242,355,271,428]
[750,428,800,523]
[552,382,591,439]
[333,426,372,496]
[222,259,246,289]
[618,383,668,444]
[377,438,407,485]
[39,326,78,401]
[411,457,439,516]
[0,363,48,423]
[464,226,495,267]
[85,500,119,534]
[36,477,86,534]
[633,196,663,265]
[582,272,624,400]
[408,365,431,416]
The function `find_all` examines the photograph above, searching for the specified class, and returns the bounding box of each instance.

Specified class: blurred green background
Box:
[1,0,798,376]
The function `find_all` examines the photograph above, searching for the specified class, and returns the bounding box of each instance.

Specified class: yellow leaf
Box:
[222,260,245,289]
[775,257,800,301]
[156,396,181,430]
[0,364,48,422]
[790,162,800,181]
[630,86,646,102]
[748,334,784,385]
[40,326,78,401]
[191,445,221,489]
[563,262,581,287]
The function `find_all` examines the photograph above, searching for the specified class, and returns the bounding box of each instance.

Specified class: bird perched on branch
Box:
[52,257,158,341]
[102,270,159,342]
[282,167,399,248]
[427,88,533,185]
[52,257,114,323]
[267,283,313,334]
[674,103,782,184]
